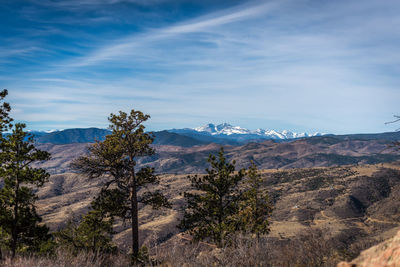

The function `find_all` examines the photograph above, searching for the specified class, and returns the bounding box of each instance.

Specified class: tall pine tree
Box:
[0,122,51,257]
[0,89,11,260]
[71,109,170,261]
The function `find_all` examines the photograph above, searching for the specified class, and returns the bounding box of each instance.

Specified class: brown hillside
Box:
[34,137,400,174]
[338,229,400,267]
[35,162,400,258]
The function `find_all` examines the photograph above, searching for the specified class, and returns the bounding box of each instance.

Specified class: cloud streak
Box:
[2,0,400,133]
[64,1,280,67]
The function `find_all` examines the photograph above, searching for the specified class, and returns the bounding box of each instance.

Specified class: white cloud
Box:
[64,1,281,67]
[5,0,400,133]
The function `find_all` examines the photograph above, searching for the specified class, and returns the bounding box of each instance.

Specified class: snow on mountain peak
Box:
[193,123,324,140]
[195,123,217,133]
[195,123,251,136]
[27,129,62,134]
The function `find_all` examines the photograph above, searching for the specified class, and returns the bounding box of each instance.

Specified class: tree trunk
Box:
[130,179,139,259]
[217,194,223,248]
[11,174,20,258]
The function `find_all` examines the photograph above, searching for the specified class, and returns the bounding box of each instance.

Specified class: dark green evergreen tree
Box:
[178,148,245,247]
[56,209,116,255]
[0,89,11,260]
[0,122,52,257]
[237,161,273,238]
[71,110,170,260]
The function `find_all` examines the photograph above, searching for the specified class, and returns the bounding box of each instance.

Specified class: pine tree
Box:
[0,122,51,257]
[178,148,245,247]
[56,209,116,255]
[0,89,11,260]
[237,161,273,238]
[71,109,170,260]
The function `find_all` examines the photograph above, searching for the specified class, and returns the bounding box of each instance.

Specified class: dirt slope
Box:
[338,229,400,267]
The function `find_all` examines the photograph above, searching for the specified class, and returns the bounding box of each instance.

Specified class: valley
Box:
[34,133,400,174]
[28,127,400,264]
[35,161,400,261]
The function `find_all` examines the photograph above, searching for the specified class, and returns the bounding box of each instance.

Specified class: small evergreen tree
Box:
[71,109,170,260]
[178,148,245,247]
[56,209,116,255]
[0,122,52,257]
[237,161,273,238]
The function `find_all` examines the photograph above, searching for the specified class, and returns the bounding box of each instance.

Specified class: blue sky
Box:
[1,0,399,134]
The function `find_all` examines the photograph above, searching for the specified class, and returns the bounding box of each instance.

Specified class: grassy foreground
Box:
[1,230,378,267]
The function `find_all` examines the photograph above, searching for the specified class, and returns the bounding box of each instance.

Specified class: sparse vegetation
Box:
[1,92,399,266]
[0,249,130,267]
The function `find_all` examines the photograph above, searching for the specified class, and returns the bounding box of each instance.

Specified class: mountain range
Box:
[30,122,323,145]
[26,124,400,264]
[27,123,400,146]
[30,128,207,147]
[170,123,324,142]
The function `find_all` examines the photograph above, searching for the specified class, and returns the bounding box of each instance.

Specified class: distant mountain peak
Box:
[192,123,324,140]
[195,123,218,133]
[27,129,62,133]
[195,123,251,136]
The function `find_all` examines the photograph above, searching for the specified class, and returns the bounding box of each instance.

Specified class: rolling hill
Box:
[26,127,400,265]
[33,133,400,175]
[35,162,400,262]
[32,128,207,147]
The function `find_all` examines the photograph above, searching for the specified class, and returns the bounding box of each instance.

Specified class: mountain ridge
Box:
[32,128,207,147]
[24,125,400,146]
[190,122,324,139]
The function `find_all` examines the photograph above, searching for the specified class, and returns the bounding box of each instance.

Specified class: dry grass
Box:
[151,229,347,267]
[22,163,400,266]
[1,249,130,267]
[1,227,388,267]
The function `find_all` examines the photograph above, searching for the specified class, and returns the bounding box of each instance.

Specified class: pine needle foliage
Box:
[237,161,273,238]
[0,89,12,133]
[178,148,245,247]
[0,123,52,258]
[55,209,116,255]
[71,109,170,260]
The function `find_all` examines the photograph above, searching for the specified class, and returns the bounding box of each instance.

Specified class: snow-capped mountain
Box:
[27,129,62,134]
[192,123,324,140]
[195,123,252,135]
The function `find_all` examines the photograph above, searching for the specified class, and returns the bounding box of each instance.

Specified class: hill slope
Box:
[34,128,207,147]
[33,136,400,174]
[35,162,400,260]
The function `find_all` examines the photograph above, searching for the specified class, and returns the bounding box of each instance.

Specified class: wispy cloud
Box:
[27,0,168,10]
[63,1,280,67]
[2,0,400,133]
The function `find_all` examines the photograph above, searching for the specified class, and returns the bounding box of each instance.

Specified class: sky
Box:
[1,0,399,134]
